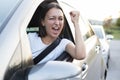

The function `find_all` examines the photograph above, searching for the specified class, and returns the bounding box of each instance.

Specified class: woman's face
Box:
[42,8,64,38]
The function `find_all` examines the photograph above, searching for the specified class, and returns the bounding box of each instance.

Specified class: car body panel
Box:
[91,25,110,68]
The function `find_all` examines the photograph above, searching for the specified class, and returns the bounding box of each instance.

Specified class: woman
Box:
[28,1,86,64]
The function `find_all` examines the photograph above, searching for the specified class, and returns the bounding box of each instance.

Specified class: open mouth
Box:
[52,27,60,32]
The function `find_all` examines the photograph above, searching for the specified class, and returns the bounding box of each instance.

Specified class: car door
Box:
[57,0,106,80]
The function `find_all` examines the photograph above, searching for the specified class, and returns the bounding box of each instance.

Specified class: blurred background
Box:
[77,0,120,40]
[77,0,120,79]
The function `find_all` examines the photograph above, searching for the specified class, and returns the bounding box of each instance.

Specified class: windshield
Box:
[0,0,22,33]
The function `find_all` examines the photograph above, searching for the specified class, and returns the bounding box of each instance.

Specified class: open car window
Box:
[27,2,74,42]
[26,1,75,62]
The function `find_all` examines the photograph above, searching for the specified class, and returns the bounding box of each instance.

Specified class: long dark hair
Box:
[38,0,65,37]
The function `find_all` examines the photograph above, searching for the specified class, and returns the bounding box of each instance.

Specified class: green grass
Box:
[104,25,120,40]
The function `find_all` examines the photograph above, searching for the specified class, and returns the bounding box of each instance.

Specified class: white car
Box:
[0,0,106,80]
[91,25,110,68]
[106,34,114,42]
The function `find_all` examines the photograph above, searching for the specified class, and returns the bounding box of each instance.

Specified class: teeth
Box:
[54,26,58,29]
[53,27,59,30]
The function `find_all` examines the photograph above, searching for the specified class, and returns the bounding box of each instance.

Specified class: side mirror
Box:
[28,61,82,80]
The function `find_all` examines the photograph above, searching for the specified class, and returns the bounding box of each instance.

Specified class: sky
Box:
[77,0,120,21]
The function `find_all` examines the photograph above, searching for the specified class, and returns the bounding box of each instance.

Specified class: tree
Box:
[116,17,120,27]
[103,16,113,34]
[103,16,112,28]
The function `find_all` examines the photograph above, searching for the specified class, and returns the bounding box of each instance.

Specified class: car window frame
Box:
[4,43,22,80]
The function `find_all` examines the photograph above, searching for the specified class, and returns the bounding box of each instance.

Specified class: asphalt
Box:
[106,40,120,80]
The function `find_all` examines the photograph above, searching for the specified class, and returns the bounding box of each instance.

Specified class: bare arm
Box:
[66,11,86,60]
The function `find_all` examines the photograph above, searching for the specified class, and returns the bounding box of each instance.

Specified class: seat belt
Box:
[33,38,61,65]
[55,51,73,62]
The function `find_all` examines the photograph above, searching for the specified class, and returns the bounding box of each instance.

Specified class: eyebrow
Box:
[46,15,64,18]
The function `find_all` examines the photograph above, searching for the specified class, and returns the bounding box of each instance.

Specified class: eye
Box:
[59,17,64,21]
[48,17,55,20]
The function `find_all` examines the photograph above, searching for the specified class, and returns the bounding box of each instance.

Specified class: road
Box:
[106,40,120,80]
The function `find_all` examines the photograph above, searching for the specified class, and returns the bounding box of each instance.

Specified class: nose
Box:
[54,19,59,25]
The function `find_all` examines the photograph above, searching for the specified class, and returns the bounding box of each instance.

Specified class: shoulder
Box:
[27,32,42,44]
[54,38,72,51]
[61,38,72,43]
[28,32,38,38]
[60,38,72,46]
[28,32,40,40]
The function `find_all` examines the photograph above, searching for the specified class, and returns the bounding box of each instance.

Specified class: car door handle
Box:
[95,45,100,54]
[81,63,88,80]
